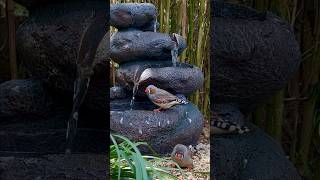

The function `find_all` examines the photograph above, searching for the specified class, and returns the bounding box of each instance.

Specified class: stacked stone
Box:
[110,3,205,154]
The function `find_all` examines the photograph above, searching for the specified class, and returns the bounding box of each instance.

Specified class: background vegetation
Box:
[226,0,320,179]
[110,0,211,119]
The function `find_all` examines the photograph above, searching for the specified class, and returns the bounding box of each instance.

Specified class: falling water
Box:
[171,40,178,67]
[154,17,157,32]
[64,11,107,154]
[130,82,139,110]
[129,64,150,110]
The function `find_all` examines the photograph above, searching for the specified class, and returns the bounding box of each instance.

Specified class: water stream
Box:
[129,64,151,110]
[130,82,139,110]
[154,15,157,32]
[171,42,178,67]
[65,11,107,153]
[171,33,179,67]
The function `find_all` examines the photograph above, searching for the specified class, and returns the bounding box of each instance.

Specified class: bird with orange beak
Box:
[171,144,193,170]
[144,85,188,112]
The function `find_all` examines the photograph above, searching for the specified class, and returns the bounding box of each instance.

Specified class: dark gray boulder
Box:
[211,3,301,111]
[110,30,186,64]
[212,123,301,180]
[110,98,204,154]
[16,0,108,111]
[110,86,129,100]
[0,154,107,180]
[116,61,204,97]
[0,79,53,118]
[111,3,157,31]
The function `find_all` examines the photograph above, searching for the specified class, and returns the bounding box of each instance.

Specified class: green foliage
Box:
[14,3,28,17]
[109,134,184,180]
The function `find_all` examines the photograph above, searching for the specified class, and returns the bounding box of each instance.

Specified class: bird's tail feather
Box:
[176,98,188,104]
[212,119,250,134]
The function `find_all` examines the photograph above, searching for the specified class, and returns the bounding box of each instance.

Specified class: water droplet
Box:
[139,128,142,134]
[120,117,123,124]
[167,120,170,124]
[158,121,161,127]
[188,118,192,123]
[129,123,133,126]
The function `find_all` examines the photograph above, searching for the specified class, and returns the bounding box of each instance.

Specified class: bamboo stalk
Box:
[6,0,17,79]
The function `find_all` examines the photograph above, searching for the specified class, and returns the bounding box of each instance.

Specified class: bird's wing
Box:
[153,89,179,104]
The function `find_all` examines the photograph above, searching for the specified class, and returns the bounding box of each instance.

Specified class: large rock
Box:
[116,61,204,97]
[111,30,186,64]
[14,0,63,8]
[111,3,158,31]
[0,79,53,118]
[14,0,106,9]
[16,0,109,111]
[211,2,301,111]
[110,98,204,154]
[212,123,301,180]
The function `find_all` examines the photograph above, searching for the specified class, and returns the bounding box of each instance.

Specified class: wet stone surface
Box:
[110,86,130,100]
[111,3,158,31]
[0,79,53,118]
[116,61,204,97]
[211,2,301,112]
[212,123,301,180]
[110,30,186,64]
[110,98,204,154]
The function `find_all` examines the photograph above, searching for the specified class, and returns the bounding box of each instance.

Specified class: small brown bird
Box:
[144,85,188,112]
[171,144,193,170]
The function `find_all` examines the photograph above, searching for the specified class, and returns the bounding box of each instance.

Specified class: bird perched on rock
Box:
[144,85,188,112]
[171,144,193,170]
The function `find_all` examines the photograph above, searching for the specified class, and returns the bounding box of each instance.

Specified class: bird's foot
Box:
[153,108,161,112]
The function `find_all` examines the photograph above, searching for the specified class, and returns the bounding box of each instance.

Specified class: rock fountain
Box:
[110,3,205,154]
